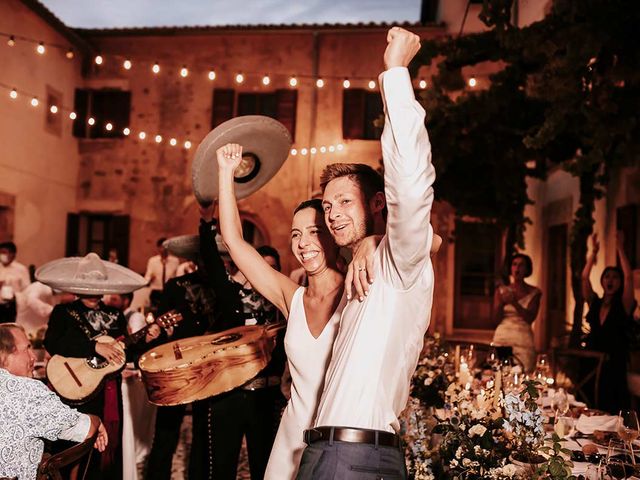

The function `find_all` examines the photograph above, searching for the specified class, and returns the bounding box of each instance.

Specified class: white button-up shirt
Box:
[314,67,435,433]
[144,254,180,291]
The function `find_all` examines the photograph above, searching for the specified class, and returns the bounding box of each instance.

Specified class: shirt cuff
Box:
[380,67,415,105]
[58,413,92,443]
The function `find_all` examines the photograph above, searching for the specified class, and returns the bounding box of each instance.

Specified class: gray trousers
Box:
[295,439,407,480]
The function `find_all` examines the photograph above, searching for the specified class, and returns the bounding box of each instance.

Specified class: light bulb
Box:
[289,76,298,87]
[123,59,132,70]
[66,48,74,59]
[337,144,344,151]
[9,89,17,99]
[368,80,376,89]
[419,79,427,89]
[36,42,45,55]
[123,127,130,135]
[235,73,244,84]
[49,105,58,114]
[290,149,297,156]
[310,147,317,154]
[152,63,160,74]
[320,146,326,153]
[208,70,216,81]
[155,135,162,143]
[328,145,335,152]
[316,78,325,88]
[184,140,192,149]
[105,123,113,131]
[69,112,77,120]
[180,66,188,78]
[87,117,95,125]
[468,77,477,87]
[7,36,15,47]
[94,55,103,65]
[343,79,350,89]
[301,148,308,155]
[169,138,177,146]
[30,97,39,107]
[139,131,146,140]
[262,75,271,86]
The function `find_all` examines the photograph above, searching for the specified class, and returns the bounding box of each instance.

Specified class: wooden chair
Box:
[551,348,607,408]
[37,430,98,480]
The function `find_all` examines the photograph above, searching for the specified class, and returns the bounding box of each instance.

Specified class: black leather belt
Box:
[303,426,401,448]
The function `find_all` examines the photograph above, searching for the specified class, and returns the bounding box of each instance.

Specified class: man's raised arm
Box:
[379,27,435,288]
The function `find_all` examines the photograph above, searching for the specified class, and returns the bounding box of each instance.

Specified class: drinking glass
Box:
[617,410,640,465]
[584,463,604,480]
[551,388,570,416]
[554,415,576,438]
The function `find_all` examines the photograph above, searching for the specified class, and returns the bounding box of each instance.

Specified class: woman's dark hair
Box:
[600,266,624,295]
[511,253,533,278]
[257,245,281,272]
[294,198,323,216]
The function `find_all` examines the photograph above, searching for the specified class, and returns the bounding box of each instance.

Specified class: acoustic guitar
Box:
[139,322,285,406]
[46,310,182,404]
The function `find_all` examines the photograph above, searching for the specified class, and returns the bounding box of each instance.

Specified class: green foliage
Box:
[534,434,576,480]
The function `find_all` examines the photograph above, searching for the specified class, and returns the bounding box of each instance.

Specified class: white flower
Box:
[468,424,487,437]
[502,463,519,476]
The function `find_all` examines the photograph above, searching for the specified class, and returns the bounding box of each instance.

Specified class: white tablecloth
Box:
[122,373,156,480]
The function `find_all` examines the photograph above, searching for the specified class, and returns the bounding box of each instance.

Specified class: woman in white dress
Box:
[217,143,378,479]
[492,253,542,372]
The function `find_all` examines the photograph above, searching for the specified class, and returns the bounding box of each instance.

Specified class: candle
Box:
[493,370,502,409]
[454,345,461,373]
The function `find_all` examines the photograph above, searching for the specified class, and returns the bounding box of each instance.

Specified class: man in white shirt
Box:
[0,241,31,323]
[0,323,107,480]
[296,27,434,479]
[144,238,180,311]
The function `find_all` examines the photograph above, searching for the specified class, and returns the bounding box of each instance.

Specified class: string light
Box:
[235,73,244,84]
[69,112,77,120]
[368,80,376,89]
[329,145,335,152]
[87,117,95,125]
[310,147,317,154]
[152,62,160,74]
[66,48,74,59]
[184,140,192,149]
[419,79,427,89]
[155,134,162,143]
[49,105,58,114]
[123,59,132,70]
[316,78,324,88]
[36,42,45,55]
[262,75,271,86]
[301,148,308,155]
[180,66,188,78]
[7,36,15,47]
[343,79,351,89]
[320,146,326,153]
[169,138,177,146]
[290,148,297,156]
[468,77,477,87]
[138,131,146,140]
[30,97,38,107]
[94,55,103,65]
[123,127,130,135]
[105,122,113,131]
[337,144,344,151]
[9,89,17,99]
[208,70,216,81]
[289,76,298,87]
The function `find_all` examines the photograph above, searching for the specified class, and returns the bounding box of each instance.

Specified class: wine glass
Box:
[617,410,640,465]
[551,388,570,417]
[554,415,576,438]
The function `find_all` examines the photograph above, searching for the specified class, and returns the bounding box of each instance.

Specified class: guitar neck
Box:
[122,323,153,347]
[119,310,181,347]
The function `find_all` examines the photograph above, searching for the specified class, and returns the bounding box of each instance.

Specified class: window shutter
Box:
[72,89,89,138]
[65,213,80,256]
[212,89,235,128]
[275,90,297,140]
[342,89,366,139]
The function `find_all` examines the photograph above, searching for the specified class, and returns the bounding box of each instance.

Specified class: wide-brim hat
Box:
[35,253,147,295]
[191,115,292,205]
[163,234,228,261]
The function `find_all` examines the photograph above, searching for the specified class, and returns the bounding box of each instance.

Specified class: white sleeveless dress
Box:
[492,287,541,372]
[264,286,344,479]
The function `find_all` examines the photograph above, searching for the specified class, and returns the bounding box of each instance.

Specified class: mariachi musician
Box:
[39,253,157,480]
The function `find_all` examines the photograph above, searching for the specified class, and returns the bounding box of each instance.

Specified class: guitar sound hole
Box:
[86,357,109,369]
[210,333,242,346]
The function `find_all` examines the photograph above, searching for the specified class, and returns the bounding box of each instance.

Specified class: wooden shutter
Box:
[72,89,89,138]
[65,213,80,256]
[110,215,130,267]
[342,89,366,139]
[276,90,297,141]
[212,89,235,128]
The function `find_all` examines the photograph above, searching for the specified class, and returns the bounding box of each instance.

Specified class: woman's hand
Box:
[590,233,600,259]
[346,235,382,301]
[145,324,161,343]
[95,340,125,364]
[216,143,243,172]
[94,421,108,452]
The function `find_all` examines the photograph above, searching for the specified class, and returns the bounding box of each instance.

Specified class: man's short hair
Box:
[320,163,386,217]
[0,241,17,254]
[257,245,281,272]
[120,292,134,304]
[0,323,24,367]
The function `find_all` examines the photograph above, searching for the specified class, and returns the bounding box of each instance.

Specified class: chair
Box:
[37,430,98,480]
[551,348,606,408]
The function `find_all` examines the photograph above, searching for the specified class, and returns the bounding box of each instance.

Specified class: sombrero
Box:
[35,253,147,295]
[163,233,228,261]
[191,115,292,205]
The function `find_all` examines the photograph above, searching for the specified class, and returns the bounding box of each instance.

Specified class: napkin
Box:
[576,414,619,434]
[541,389,587,409]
